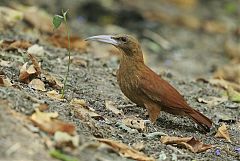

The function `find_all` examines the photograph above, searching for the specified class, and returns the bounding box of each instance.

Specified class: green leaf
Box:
[49,150,78,161]
[53,15,64,29]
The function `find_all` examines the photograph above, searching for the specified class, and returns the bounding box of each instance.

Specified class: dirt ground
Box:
[0,0,240,161]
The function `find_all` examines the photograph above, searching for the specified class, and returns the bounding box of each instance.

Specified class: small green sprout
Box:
[52,9,71,98]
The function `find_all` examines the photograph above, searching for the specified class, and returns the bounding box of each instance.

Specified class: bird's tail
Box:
[187,108,212,132]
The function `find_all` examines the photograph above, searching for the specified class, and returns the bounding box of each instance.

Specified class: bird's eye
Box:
[120,37,127,42]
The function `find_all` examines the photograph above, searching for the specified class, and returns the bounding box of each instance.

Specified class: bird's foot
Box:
[143,119,158,132]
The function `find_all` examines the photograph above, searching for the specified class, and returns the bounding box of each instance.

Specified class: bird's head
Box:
[85,34,143,61]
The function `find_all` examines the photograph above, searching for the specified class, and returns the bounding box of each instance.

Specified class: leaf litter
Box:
[160,136,213,153]
[105,100,124,116]
[0,1,239,161]
[0,74,13,87]
[215,123,231,142]
[30,108,75,135]
[97,138,155,161]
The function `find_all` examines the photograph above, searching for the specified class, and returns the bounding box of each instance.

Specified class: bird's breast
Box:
[117,66,144,106]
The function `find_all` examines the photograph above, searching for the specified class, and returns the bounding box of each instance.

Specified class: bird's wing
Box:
[139,68,193,113]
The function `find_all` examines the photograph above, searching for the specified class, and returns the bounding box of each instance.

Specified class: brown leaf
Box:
[160,136,192,144]
[19,62,31,82]
[180,138,213,153]
[132,142,145,151]
[122,117,146,131]
[197,97,227,107]
[19,60,40,83]
[202,20,227,34]
[68,56,88,67]
[97,138,155,161]
[29,79,46,91]
[160,136,213,153]
[70,98,104,120]
[46,90,64,101]
[71,103,102,120]
[43,72,63,89]
[54,131,79,148]
[209,78,240,92]
[70,98,87,107]
[214,64,240,84]
[26,65,37,74]
[105,100,123,115]
[36,103,49,112]
[28,53,41,75]
[0,75,12,87]
[30,108,75,135]
[48,34,88,52]
[215,123,231,142]
[0,39,32,51]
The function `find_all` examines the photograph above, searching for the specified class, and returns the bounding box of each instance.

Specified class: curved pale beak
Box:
[85,35,119,46]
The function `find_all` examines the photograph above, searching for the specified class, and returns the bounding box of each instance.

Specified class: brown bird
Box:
[86,34,213,132]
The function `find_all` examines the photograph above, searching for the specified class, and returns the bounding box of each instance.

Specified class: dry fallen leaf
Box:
[214,64,240,84]
[215,123,231,142]
[71,104,103,121]
[202,20,227,34]
[105,100,123,115]
[54,131,79,148]
[70,98,98,112]
[27,53,41,75]
[19,54,41,83]
[209,78,240,92]
[66,56,88,67]
[122,117,146,131]
[19,62,31,82]
[46,90,64,101]
[0,75,12,87]
[35,103,49,111]
[30,108,75,135]
[48,34,88,52]
[160,136,213,153]
[161,136,192,144]
[0,39,32,51]
[197,97,227,107]
[29,79,46,91]
[132,142,145,151]
[70,98,87,107]
[43,72,63,89]
[97,138,155,161]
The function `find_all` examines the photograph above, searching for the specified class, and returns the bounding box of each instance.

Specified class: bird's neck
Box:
[119,50,145,73]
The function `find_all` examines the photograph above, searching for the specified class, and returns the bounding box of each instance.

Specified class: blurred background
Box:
[0,0,239,80]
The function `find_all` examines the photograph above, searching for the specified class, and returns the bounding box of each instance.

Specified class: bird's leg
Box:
[144,103,161,123]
